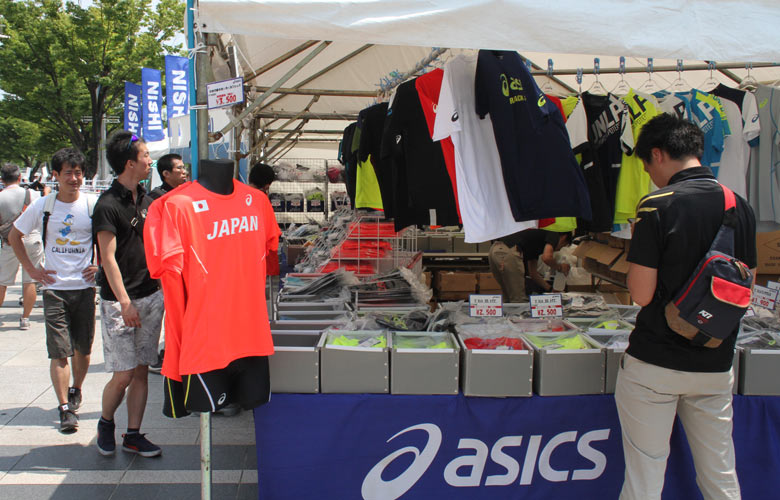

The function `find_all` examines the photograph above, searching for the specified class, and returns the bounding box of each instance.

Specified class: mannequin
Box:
[153,158,277,418]
[197,159,235,195]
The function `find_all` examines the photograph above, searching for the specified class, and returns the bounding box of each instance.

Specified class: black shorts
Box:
[163,356,270,417]
[43,288,96,359]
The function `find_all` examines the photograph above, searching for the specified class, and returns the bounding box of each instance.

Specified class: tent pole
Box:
[256,44,374,113]
[533,61,779,76]
[252,96,319,152]
[214,41,331,140]
[518,53,576,94]
[263,120,309,158]
[244,40,319,84]
[250,86,378,97]
[187,0,199,178]
[253,112,358,120]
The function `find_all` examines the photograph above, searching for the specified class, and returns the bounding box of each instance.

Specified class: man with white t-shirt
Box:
[9,148,98,433]
[0,163,42,329]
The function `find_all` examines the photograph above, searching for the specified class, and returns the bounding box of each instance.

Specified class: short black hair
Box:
[635,114,704,164]
[51,148,86,173]
[106,130,145,175]
[157,153,183,179]
[249,162,275,188]
[1,163,21,183]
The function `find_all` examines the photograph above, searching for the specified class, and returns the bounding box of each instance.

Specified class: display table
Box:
[254,394,779,500]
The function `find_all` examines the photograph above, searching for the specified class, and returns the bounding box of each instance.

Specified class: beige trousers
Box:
[487,241,526,303]
[615,353,741,500]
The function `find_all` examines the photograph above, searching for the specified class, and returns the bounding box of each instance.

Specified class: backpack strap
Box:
[722,184,736,212]
[41,192,57,249]
[710,184,738,255]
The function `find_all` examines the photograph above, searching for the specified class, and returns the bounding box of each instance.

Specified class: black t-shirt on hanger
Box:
[357,102,391,214]
[380,79,459,231]
[474,49,592,223]
[340,122,358,206]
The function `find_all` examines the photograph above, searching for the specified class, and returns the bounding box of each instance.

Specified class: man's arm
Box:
[8,226,56,284]
[541,243,571,275]
[97,230,141,328]
[627,263,658,306]
[527,258,551,292]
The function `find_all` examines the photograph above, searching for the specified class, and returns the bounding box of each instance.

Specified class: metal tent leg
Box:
[200,412,212,500]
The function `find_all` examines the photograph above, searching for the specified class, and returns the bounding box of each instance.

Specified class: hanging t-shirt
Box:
[144,180,281,381]
[748,84,780,223]
[474,50,591,222]
[614,89,662,224]
[710,84,761,198]
[652,90,730,175]
[566,92,634,231]
[432,54,536,243]
[14,193,96,290]
[340,122,358,206]
[415,68,461,221]
[380,79,459,230]
[354,103,388,211]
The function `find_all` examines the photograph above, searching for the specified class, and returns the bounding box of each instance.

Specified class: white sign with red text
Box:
[207,77,244,109]
[469,294,503,318]
[752,285,777,310]
[530,294,563,318]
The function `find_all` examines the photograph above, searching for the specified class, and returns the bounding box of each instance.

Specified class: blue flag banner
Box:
[141,67,164,142]
[165,55,189,119]
[123,82,142,135]
[254,394,780,500]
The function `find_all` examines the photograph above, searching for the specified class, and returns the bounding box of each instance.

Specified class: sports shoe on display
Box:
[19,317,30,330]
[122,432,162,458]
[97,418,116,456]
[67,387,82,410]
[59,405,78,433]
[148,350,164,374]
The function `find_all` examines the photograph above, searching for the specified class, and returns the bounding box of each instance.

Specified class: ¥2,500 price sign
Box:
[751,285,778,311]
[206,77,245,110]
[530,294,563,318]
[469,294,503,318]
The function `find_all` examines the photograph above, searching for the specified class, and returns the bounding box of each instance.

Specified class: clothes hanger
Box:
[666,59,690,93]
[699,61,720,92]
[540,58,556,95]
[611,56,631,96]
[739,62,759,91]
[586,58,608,95]
[636,58,662,94]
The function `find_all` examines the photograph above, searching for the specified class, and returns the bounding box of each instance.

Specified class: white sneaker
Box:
[19,318,30,330]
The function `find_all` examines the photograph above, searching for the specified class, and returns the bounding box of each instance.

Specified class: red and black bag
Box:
[664,184,753,348]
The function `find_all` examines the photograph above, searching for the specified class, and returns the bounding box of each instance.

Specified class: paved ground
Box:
[0,284,259,500]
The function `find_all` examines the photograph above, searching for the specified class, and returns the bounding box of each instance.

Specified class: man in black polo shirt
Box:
[93,131,164,458]
[616,114,756,500]
[149,153,187,200]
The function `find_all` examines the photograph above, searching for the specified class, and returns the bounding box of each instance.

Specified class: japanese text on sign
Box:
[766,280,780,291]
[206,77,244,110]
[530,294,563,318]
[469,294,503,317]
[752,285,777,310]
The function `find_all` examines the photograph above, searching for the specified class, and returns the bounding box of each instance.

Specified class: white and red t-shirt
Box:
[144,180,281,381]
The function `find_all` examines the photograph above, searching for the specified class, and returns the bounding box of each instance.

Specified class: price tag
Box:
[530,294,563,318]
[751,285,778,310]
[469,294,503,318]
[767,280,780,291]
[206,77,245,109]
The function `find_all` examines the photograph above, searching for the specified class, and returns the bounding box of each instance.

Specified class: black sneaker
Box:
[59,405,78,433]
[67,387,82,410]
[122,433,162,458]
[97,418,116,456]
[148,350,164,374]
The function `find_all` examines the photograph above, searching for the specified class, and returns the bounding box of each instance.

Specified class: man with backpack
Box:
[0,163,42,330]
[616,114,756,500]
[9,149,98,433]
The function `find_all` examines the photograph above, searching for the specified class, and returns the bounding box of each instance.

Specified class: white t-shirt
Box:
[716,92,760,199]
[14,193,96,290]
[0,185,41,243]
[432,54,536,243]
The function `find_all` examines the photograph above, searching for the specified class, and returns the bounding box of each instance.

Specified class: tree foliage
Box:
[0,0,185,177]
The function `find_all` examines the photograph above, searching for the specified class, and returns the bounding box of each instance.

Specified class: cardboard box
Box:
[422,271,432,288]
[391,332,460,395]
[435,271,477,292]
[477,272,500,293]
[456,332,533,397]
[757,231,780,274]
[437,291,472,302]
[319,331,390,394]
[574,241,628,288]
[269,332,321,393]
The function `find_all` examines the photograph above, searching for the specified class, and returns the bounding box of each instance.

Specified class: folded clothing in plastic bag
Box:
[463,336,528,351]
[393,333,454,349]
[737,330,780,350]
[327,332,386,348]
[525,333,591,350]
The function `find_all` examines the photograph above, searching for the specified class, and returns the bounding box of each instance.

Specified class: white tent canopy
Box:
[195,0,780,160]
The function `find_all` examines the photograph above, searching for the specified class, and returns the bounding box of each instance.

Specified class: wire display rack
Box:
[267,158,349,226]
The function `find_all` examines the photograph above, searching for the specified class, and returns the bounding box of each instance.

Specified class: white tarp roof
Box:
[195,0,780,160]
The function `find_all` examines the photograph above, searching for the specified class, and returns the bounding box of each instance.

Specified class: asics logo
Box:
[217,393,227,405]
[245,194,252,206]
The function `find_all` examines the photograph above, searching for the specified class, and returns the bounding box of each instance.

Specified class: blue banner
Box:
[123,82,142,135]
[141,67,164,142]
[165,55,189,119]
[254,394,780,500]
